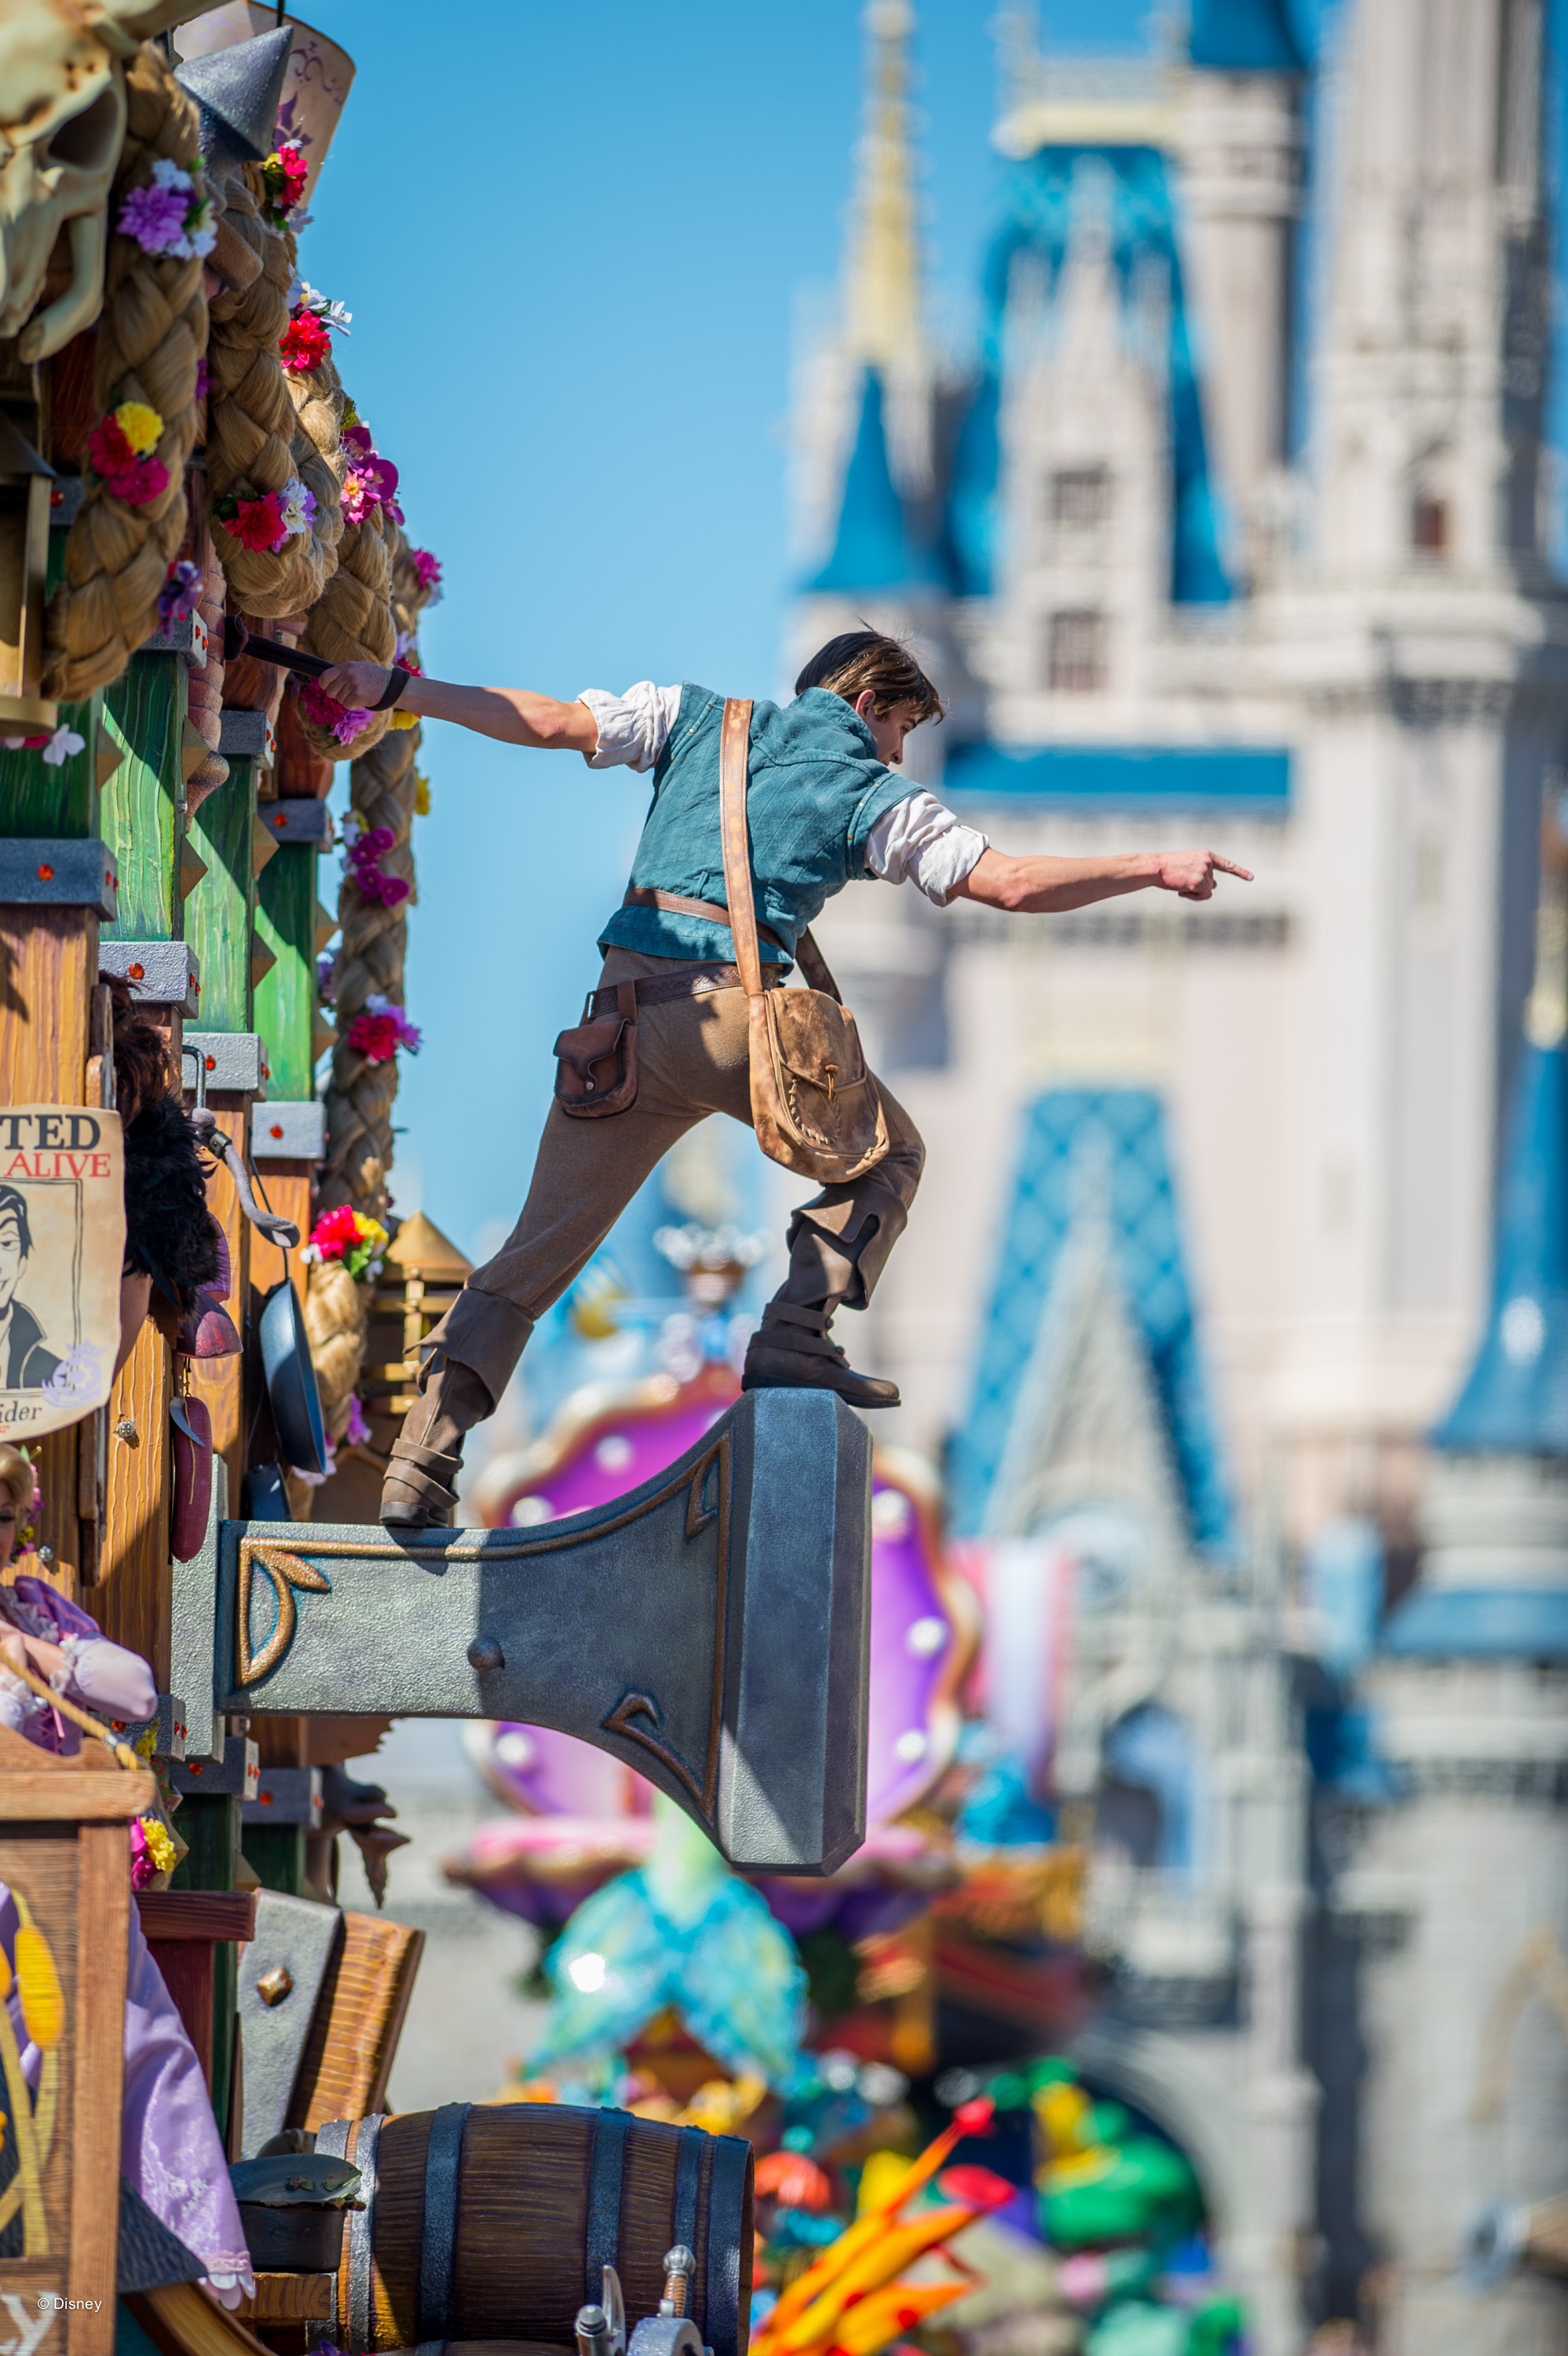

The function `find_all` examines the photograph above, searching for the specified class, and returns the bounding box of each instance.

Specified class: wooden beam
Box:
[101,656,185,940]
[254,846,319,1102]
[185,755,257,1032]
[97,1318,175,1685]
[0,695,101,838]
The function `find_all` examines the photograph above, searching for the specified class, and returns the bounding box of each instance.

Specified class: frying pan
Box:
[258,1275,327,1478]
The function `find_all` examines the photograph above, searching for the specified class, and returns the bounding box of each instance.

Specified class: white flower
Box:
[278,475,316,539]
[177,206,217,262]
[287,273,304,309]
[151,157,193,195]
[42,726,86,768]
[298,280,350,335]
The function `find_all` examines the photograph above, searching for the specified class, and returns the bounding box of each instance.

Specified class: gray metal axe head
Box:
[177,1388,874,1873]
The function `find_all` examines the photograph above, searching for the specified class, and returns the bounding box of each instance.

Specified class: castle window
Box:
[1411,492,1449,554]
[1047,609,1107,693]
[1050,466,1112,527]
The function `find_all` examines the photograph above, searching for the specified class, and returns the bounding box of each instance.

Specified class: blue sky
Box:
[302,0,1150,1262]
[298,0,1565,1267]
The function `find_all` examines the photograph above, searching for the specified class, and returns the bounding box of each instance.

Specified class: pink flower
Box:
[298,675,371,745]
[308,1204,362,1261]
[348,1011,400,1063]
[86,414,168,507]
[409,547,444,602]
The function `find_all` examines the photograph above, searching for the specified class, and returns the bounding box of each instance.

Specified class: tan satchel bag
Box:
[718,697,890,1185]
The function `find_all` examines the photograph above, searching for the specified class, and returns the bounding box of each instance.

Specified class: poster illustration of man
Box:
[0,1110,125,1441]
[0,1187,60,1389]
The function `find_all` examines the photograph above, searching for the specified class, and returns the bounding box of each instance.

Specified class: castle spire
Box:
[842,0,922,368]
[1431,799,1568,1456]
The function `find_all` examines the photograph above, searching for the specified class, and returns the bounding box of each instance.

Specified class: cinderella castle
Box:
[785,0,1568,2347]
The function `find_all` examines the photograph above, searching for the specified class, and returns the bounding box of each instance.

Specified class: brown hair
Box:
[0,1446,32,1516]
[107,975,179,1127]
[795,629,945,726]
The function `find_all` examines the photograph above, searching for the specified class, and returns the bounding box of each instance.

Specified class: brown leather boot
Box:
[740,1301,900,1410]
[379,1358,491,1529]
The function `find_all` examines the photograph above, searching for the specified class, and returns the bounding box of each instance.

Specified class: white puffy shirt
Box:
[577,682,988,907]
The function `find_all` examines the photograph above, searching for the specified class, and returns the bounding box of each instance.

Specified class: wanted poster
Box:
[0,1108,125,1441]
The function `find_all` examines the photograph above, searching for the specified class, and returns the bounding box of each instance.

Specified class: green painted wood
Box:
[186,756,257,1031]
[253,844,317,1099]
[0,694,100,838]
[241,1823,306,1898]
[101,657,185,938]
[170,1789,243,2139]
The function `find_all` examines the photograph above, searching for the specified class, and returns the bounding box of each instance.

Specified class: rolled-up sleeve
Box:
[577,682,683,772]
[865,791,989,905]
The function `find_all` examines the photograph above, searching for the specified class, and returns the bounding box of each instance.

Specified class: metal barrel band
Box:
[346,2113,385,2353]
[673,2124,705,2281]
[585,2104,631,2301]
[704,2134,750,2356]
[418,2102,471,2343]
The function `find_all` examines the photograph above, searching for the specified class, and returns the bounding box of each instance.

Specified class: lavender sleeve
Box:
[67,1635,156,1724]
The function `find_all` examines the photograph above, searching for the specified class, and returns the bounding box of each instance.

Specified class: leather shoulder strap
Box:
[794,928,842,1004]
[718,699,762,1000]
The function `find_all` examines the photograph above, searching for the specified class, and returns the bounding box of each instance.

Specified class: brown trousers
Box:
[425,949,925,1409]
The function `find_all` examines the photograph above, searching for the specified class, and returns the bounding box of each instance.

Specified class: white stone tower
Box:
[1347,817,1568,2352]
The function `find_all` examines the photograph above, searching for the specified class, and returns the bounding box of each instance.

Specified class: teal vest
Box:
[598,686,916,968]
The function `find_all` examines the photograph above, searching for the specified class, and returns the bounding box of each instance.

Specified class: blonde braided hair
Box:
[298,492,397,763]
[203,174,338,616]
[42,46,207,701]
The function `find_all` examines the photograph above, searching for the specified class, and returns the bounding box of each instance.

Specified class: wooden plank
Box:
[252,846,317,1100]
[287,1912,426,2129]
[101,658,185,940]
[0,904,93,1097]
[237,2274,334,2324]
[185,757,257,1032]
[97,1318,175,1682]
[0,1766,154,1819]
[0,696,101,838]
[136,1888,258,1942]
[68,1823,131,2354]
[143,1937,215,2087]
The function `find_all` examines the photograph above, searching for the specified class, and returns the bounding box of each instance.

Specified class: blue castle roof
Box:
[806,369,950,597]
[949,1087,1234,1553]
[1431,1017,1568,1454]
[945,145,1233,606]
[1190,0,1307,72]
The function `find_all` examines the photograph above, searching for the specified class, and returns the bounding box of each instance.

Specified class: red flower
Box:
[308,1204,362,1261]
[279,312,332,373]
[86,415,169,507]
[221,494,287,553]
[87,415,133,477]
[348,1011,401,1064]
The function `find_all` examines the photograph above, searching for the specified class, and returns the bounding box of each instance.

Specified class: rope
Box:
[203,170,338,616]
[4,1659,141,1776]
[42,46,207,701]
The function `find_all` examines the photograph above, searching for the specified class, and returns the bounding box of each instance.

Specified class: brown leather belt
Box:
[586,963,784,1019]
[623,884,788,955]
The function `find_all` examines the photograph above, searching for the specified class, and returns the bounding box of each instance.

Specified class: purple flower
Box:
[344,1395,371,1447]
[195,357,211,400]
[316,952,337,1002]
[158,559,202,626]
[118,182,190,254]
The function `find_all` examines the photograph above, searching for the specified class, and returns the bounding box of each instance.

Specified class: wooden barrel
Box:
[317,2105,754,2356]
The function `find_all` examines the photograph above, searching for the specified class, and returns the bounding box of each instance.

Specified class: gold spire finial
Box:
[843,0,922,368]
[1526,782,1568,1050]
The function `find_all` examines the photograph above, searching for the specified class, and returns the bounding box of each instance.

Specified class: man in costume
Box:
[0,1187,59,1390]
[322,632,1251,1527]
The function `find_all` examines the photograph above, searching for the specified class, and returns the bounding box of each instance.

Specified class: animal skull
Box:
[0,0,230,364]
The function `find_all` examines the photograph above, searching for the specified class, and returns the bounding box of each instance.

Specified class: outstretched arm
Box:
[317,661,598,754]
[952,845,1252,913]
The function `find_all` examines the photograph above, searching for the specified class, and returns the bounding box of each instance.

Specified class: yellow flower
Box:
[354,1213,389,1255]
[139,1816,176,1873]
[115,402,163,455]
[389,710,418,731]
[414,774,431,816]
[13,1926,62,2051]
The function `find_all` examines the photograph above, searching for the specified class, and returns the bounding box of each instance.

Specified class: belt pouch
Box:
[554,979,638,1117]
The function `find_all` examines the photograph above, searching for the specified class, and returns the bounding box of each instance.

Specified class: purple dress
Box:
[0,1578,251,2300]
